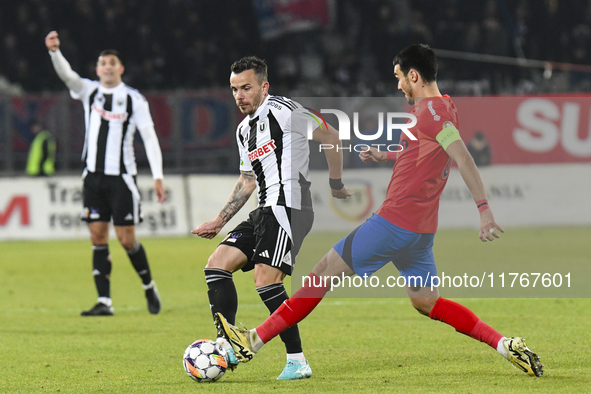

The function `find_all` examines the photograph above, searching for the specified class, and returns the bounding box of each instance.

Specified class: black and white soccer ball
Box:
[183,339,228,382]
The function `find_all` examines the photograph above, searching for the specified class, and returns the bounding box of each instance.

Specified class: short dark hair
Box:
[394,44,438,83]
[230,56,268,82]
[98,49,123,65]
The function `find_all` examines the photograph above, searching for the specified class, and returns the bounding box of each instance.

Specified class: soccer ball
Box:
[183,339,228,382]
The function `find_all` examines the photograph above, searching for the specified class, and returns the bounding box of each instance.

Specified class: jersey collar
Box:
[99,82,125,94]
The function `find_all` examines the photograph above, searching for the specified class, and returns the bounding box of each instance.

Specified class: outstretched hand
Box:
[192,218,224,240]
[331,185,354,199]
[359,146,388,163]
[45,31,60,52]
[479,209,504,242]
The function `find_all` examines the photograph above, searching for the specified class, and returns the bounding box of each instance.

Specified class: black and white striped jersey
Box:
[70,79,158,176]
[236,94,313,211]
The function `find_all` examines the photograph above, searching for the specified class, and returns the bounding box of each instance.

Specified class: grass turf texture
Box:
[1,227,590,393]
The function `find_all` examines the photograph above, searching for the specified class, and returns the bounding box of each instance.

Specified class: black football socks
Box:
[204,268,238,325]
[92,244,111,301]
[257,283,303,354]
[127,241,152,286]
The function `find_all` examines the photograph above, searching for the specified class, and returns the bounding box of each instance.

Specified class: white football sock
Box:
[142,280,156,290]
[97,297,112,307]
[216,337,233,352]
[286,352,306,363]
[497,337,509,359]
[251,329,265,352]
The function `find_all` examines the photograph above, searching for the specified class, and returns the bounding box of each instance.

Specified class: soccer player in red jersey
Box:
[215,44,543,377]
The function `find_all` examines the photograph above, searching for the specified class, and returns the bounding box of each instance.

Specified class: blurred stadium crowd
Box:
[1,0,591,96]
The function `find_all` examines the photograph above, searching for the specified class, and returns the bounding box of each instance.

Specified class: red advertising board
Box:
[455,96,591,164]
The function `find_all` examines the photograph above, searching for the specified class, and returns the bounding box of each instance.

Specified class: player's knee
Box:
[90,235,104,245]
[205,246,247,272]
[205,253,233,270]
[90,232,108,245]
[205,254,220,269]
[253,273,284,288]
[122,240,136,251]
[253,263,285,288]
[117,235,135,250]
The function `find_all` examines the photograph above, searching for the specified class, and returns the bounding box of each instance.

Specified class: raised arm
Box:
[445,139,504,242]
[45,31,84,93]
[192,171,257,239]
[312,124,353,199]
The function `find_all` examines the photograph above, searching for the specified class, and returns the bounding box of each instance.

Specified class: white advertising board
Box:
[1,164,588,241]
[309,163,591,232]
[0,175,188,240]
[439,163,591,228]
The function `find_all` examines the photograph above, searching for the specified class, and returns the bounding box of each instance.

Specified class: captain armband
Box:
[436,124,462,150]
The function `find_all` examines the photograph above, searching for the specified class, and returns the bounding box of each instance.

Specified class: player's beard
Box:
[403,78,415,105]
[244,91,265,116]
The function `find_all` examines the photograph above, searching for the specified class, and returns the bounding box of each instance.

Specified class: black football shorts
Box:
[81,171,143,226]
[220,206,314,275]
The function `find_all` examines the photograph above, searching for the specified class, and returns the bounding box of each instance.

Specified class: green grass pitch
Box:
[1,227,590,393]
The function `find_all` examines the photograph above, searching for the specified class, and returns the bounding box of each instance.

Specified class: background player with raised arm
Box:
[192,56,352,380]
[45,31,166,316]
[216,45,543,378]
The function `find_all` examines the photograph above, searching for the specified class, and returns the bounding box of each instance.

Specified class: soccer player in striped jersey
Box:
[45,31,166,317]
[215,45,543,378]
[193,56,353,379]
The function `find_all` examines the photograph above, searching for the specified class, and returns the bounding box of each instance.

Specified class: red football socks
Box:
[256,273,329,343]
[257,287,504,348]
[429,298,503,348]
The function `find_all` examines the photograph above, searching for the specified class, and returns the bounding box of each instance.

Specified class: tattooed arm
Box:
[218,171,257,224]
[192,171,257,239]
